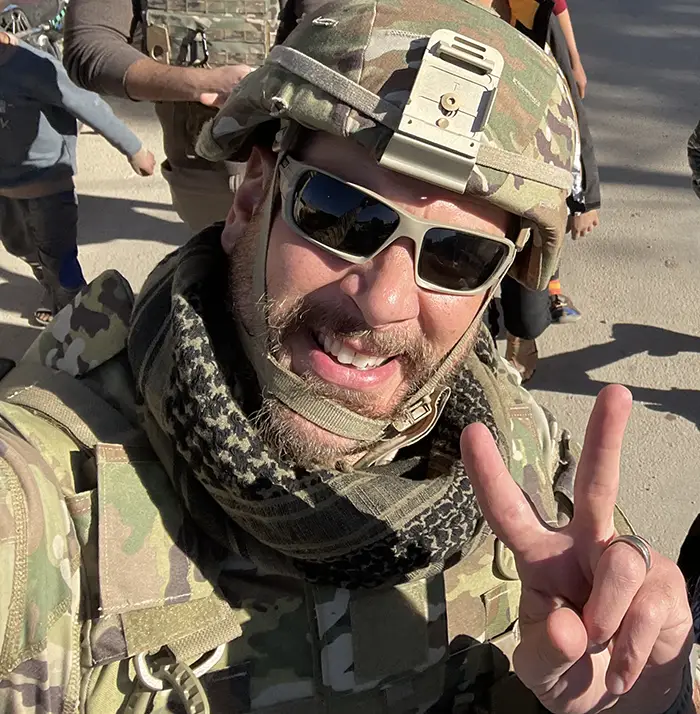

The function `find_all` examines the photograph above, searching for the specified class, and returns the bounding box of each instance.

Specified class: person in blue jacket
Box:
[0,30,155,324]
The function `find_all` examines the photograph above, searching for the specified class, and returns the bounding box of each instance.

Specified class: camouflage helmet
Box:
[195,0,578,450]
[197,0,578,291]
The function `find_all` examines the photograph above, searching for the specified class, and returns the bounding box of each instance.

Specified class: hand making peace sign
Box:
[461,385,694,714]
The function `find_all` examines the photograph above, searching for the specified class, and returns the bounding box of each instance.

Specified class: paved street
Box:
[1,0,699,558]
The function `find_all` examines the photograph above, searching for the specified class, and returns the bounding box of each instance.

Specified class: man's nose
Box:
[339,239,420,327]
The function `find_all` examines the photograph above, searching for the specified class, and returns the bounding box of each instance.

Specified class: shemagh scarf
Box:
[128,227,506,589]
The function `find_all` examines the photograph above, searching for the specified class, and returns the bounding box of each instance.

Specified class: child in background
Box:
[547,0,600,324]
[553,0,587,99]
[494,0,602,380]
[0,30,155,325]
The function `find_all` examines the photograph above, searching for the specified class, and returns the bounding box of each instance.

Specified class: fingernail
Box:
[607,674,626,696]
[586,639,610,655]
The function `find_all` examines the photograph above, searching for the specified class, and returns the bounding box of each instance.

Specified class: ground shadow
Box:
[0,191,189,360]
[598,165,693,190]
[85,96,158,127]
[530,323,700,428]
[0,265,44,321]
[77,193,191,247]
[0,265,45,358]
[571,0,700,193]
[0,322,42,362]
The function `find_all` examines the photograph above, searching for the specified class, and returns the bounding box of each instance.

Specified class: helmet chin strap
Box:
[235,129,511,451]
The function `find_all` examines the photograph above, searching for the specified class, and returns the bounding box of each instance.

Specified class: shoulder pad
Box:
[22,270,134,377]
[468,329,561,525]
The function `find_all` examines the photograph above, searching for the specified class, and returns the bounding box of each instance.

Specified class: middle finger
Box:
[605,559,691,697]
[573,385,632,545]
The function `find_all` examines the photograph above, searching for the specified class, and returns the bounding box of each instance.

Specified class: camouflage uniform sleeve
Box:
[497,356,577,527]
[0,426,81,714]
[499,355,634,534]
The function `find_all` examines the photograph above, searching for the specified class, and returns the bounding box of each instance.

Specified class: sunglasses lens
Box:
[292,171,399,256]
[418,228,510,292]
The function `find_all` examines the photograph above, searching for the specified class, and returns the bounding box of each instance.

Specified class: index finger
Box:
[573,384,633,543]
[461,423,546,557]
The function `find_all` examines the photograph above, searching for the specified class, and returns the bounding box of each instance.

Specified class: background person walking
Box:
[0,30,154,324]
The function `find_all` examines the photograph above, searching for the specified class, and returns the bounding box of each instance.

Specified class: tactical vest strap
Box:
[121,596,242,661]
[349,580,433,680]
[464,349,512,470]
[309,577,447,693]
[0,363,144,449]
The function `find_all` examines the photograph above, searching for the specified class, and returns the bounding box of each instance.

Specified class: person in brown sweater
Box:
[62,0,277,233]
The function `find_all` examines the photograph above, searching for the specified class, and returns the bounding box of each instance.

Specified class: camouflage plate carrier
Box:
[0,270,620,714]
[138,0,280,158]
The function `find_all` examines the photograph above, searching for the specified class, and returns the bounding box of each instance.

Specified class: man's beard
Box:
[227,216,474,469]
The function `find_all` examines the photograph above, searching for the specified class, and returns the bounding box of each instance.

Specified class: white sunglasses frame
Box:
[278,155,517,297]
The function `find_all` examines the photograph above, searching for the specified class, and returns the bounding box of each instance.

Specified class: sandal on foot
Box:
[33,307,53,325]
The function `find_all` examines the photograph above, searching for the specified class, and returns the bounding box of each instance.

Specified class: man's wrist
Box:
[179,66,217,101]
[124,58,206,103]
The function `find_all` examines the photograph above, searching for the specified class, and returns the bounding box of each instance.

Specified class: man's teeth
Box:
[319,332,389,370]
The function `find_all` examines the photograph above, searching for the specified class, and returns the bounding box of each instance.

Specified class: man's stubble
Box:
[226,210,479,470]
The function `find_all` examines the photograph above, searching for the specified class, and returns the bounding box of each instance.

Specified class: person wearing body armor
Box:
[62,0,280,232]
[0,1,697,712]
[689,120,700,200]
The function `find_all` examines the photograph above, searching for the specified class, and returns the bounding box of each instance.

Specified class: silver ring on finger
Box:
[605,534,653,573]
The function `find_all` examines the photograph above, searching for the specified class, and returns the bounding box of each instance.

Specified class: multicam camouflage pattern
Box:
[144,0,280,69]
[688,120,700,199]
[197,0,578,290]
[22,270,133,377]
[0,267,574,713]
[139,0,280,163]
[0,426,82,713]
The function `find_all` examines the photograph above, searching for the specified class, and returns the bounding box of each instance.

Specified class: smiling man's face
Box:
[223,133,511,467]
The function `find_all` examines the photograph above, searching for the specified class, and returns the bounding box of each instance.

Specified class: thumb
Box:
[514,590,589,691]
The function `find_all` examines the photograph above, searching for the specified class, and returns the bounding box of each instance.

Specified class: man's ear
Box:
[222,146,276,255]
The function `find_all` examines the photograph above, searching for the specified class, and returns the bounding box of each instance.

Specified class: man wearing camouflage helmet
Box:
[0,0,697,712]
